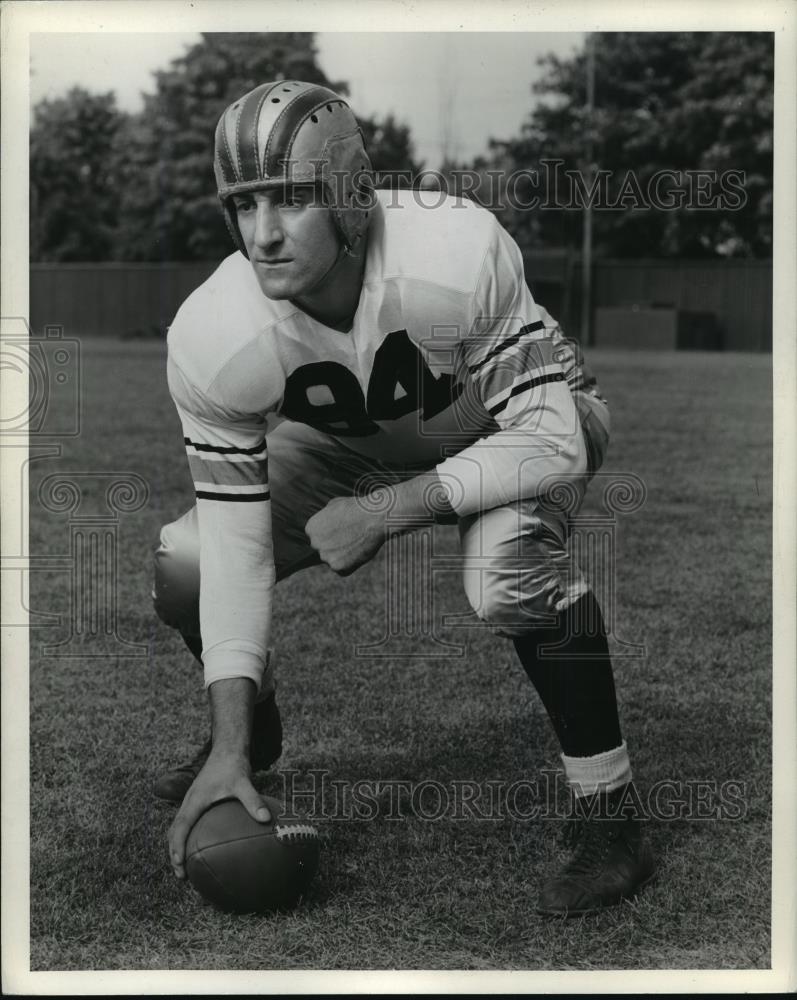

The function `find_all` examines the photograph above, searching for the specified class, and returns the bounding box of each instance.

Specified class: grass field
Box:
[27,341,772,971]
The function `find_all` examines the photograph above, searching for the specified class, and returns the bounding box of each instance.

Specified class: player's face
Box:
[232,186,340,300]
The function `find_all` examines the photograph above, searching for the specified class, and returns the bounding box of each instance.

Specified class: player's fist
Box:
[305,496,386,575]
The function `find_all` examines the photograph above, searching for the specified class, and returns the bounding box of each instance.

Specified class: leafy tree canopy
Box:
[32,33,421,261]
[116,33,342,260]
[30,87,126,261]
[32,32,771,261]
[116,32,421,260]
[447,32,773,258]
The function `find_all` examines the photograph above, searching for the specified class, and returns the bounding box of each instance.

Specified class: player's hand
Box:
[167,750,271,879]
[305,495,387,575]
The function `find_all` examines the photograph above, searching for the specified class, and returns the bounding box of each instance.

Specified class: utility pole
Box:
[438,38,458,170]
[581,33,596,346]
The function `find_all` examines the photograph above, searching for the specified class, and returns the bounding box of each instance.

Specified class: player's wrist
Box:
[354,496,391,539]
[207,741,250,768]
[207,676,256,761]
[387,473,454,527]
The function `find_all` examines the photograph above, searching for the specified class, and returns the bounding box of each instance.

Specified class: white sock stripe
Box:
[560,740,633,796]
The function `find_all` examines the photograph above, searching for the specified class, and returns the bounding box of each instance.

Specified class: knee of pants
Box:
[462,563,575,637]
[459,501,587,638]
[152,509,200,637]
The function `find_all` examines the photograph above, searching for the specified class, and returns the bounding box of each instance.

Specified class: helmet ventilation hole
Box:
[327,105,333,112]
[271,98,280,104]
[311,114,318,123]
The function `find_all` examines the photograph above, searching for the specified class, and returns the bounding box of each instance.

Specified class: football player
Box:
[153,80,655,916]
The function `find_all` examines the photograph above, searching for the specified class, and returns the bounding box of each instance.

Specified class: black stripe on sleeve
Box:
[195,489,271,502]
[488,372,565,417]
[185,437,266,456]
[468,321,545,375]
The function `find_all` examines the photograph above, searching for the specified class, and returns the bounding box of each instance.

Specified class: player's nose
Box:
[253,201,284,247]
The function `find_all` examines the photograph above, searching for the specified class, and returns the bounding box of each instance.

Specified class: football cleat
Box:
[536,790,656,917]
[153,692,283,803]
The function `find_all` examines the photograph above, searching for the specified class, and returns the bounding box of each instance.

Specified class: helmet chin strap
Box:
[305,232,361,295]
[288,233,365,330]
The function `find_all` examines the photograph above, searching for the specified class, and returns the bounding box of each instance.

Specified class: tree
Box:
[472,33,773,258]
[359,112,423,183]
[30,88,127,261]
[116,33,421,260]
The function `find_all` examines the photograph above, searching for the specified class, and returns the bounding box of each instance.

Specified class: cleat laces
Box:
[560,818,619,878]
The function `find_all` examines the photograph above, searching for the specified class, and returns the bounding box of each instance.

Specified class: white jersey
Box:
[167,190,602,689]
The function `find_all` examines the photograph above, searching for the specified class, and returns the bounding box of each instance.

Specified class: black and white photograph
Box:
[1,0,795,993]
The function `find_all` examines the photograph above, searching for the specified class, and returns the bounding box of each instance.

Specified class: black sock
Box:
[513,592,623,757]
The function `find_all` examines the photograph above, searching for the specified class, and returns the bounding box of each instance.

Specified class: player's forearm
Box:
[384,471,456,528]
[435,391,588,517]
[435,429,586,517]
[208,677,257,760]
[197,501,276,692]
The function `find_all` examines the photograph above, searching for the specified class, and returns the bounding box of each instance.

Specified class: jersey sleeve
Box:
[435,221,587,516]
[167,353,275,692]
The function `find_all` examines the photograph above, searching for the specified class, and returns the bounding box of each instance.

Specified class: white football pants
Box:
[153,404,607,693]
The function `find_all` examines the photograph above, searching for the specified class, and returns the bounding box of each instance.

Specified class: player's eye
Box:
[234,196,255,213]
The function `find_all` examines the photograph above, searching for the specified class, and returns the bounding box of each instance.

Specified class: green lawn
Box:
[28,342,772,970]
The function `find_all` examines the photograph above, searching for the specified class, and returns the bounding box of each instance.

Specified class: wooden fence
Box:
[30,256,772,351]
[29,262,218,340]
[524,255,772,352]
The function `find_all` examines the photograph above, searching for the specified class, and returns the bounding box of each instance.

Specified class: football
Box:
[185,796,320,913]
